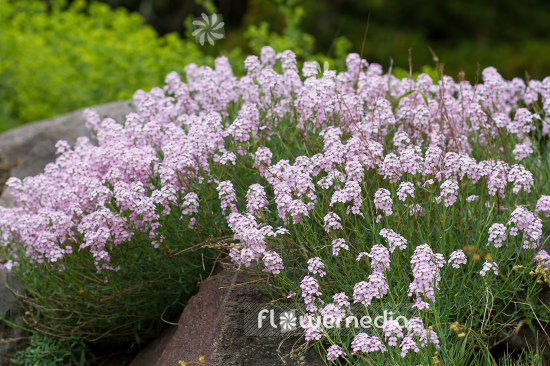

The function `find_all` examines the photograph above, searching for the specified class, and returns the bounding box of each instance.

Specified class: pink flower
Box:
[305,323,325,341]
[383,319,404,346]
[326,345,346,361]
[407,244,445,309]
[488,223,507,248]
[332,238,349,256]
[535,250,550,269]
[397,182,415,201]
[466,195,479,202]
[508,206,542,248]
[262,251,284,274]
[401,317,440,352]
[353,272,389,306]
[512,139,533,161]
[307,257,327,277]
[379,228,407,252]
[320,303,346,323]
[535,195,550,217]
[399,335,419,357]
[333,292,351,313]
[374,188,393,216]
[246,184,269,216]
[508,164,533,194]
[217,181,238,215]
[351,333,386,354]
[324,212,343,232]
[480,261,499,276]
[436,179,459,207]
[301,275,322,311]
[448,250,467,268]
[507,108,538,137]
[181,192,199,215]
[366,244,391,272]
[408,204,424,216]
[331,180,363,215]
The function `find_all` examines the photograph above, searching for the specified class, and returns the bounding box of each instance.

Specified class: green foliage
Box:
[207,90,550,365]
[243,0,351,72]
[497,346,546,366]
[393,65,439,82]
[0,0,212,132]
[12,333,90,366]
[2,181,224,348]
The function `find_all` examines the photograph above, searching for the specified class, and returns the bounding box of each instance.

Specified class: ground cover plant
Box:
[0,47,549,364]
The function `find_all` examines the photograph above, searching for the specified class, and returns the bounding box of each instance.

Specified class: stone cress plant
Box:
[1,47,550,364]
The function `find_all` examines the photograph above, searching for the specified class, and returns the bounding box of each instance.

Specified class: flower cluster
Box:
[1,46,549,365]
[262,251,284,274]
[331,238,349,256]
[448,250,467,268]
[246,184,269,217]
[326,345,346,361]
[480,261,499,277]
[379,228,407,252]
[351,333,386,354]
[396,182,415,201]
[487,223,507,248]
[508,206,542,248]
[324,212,343,232]
[308,257,327,277]
[535,195,550,217]
[374,188,393,216]
[408,244,445,310]
[399,317,440,357]
[536,250,550,269]
[352,272,389,307]
[301,275,322,312]
[217,180,238,215]
[436,179,459,207]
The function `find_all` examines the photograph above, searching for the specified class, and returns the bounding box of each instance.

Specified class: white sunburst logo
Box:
[192,13,225,46]
[315,61,330,75]
[279,310,297,333]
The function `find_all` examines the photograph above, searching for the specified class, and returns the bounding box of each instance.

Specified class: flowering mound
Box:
[1,48,549,362]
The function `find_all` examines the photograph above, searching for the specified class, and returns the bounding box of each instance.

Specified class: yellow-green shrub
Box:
[0,0,212,131]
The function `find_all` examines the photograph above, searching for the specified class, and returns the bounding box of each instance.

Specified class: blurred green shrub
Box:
[244,0,352,72]
[393,65,439,81]
[0,0,212,132]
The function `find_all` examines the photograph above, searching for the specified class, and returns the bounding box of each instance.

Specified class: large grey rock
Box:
[0,190,12,209]
[130,263,324,366]
[0,101,134,365]
[0,100,134,179]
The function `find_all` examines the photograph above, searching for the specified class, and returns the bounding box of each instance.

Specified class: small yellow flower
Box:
[483,252,492,261]
[432,351,441,366]
[458,332,466,338]
[472,253,481,262]
[450,322,460,333]
[178,362,187,366]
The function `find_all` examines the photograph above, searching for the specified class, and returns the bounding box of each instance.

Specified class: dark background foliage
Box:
[2,0,548,130]
[98,0,550,81]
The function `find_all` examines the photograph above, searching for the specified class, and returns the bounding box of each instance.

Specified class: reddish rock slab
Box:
[131,264,324,366]
[155,264,234,365]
